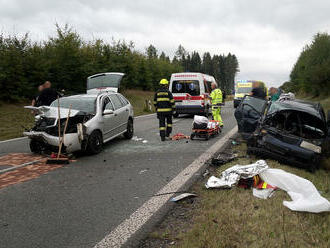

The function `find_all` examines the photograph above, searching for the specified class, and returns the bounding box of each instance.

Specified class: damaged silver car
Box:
[24,92,134,154]
[234,95,330,171]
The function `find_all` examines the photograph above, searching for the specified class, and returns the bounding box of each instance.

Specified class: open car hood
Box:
[86,72,125,94]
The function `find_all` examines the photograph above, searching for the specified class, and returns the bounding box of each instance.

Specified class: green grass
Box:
[0,102,35,141]
[298,95,330,113]
[149,143,330,248]
[122,89,155,116]
[0,90,155,141]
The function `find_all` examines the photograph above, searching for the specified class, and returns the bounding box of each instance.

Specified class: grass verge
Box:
[0,102,34,141]
[0,90,155,141]
[141,141,330,248]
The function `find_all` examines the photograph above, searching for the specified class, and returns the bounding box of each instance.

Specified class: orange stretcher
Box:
[190,120,222,140]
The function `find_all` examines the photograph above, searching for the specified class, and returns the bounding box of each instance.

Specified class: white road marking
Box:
[94,125,238,248]
[0,137,27,144]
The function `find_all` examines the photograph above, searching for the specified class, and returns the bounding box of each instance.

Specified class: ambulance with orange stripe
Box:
[169,72,216,117]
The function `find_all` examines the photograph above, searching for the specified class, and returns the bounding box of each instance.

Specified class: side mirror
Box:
[103,109,114,115]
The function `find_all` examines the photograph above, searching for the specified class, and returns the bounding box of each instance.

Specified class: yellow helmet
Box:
[159,79,169,85]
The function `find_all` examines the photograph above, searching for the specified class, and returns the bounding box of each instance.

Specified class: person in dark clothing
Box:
[251,82,266,99]
[37,81,60,106]
[251,87,266,99]
[31,85,44,107]
[153,79,175,141]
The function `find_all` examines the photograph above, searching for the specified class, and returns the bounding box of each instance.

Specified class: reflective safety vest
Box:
[210,88,223,105]
[153,89,175,114]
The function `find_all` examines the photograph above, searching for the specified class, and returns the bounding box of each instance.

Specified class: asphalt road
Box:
[0,102,236,248]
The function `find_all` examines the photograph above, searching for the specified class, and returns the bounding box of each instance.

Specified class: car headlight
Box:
[300,141,321,154]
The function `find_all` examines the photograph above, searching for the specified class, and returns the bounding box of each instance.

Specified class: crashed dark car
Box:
[234,95,330,171]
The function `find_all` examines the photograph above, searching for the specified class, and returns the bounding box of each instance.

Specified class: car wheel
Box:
[87,131,103,154]
[29,139,44,154]
[124,119,134,139]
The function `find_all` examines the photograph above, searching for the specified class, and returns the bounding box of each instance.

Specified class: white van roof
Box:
[171,72,216,84]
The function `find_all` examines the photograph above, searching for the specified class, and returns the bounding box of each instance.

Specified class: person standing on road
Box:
[37,81,60,106]
[154,79,175,141]
[210,82,223,127]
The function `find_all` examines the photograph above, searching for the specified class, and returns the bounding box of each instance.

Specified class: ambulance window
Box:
[172,80,200,96]
[204,81,212,94]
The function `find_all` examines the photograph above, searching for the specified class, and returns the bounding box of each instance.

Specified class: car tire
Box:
[173,112,179,118]
[29,139,44,154]
[87,131,103,154]
[124,118,134,139]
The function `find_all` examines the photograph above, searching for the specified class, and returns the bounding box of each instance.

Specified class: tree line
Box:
[281,32,330,97]
[0,24,239,102]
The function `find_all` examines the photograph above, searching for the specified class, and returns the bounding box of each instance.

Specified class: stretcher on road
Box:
[190,120,221,140]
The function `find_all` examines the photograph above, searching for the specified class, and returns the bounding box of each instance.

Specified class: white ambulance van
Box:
[169,72,216,117]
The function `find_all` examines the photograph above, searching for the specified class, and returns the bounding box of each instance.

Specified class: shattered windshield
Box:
[51,96,96,114]
[265,101,326,139]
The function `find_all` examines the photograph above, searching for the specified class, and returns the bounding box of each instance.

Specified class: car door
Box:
[102,96,119,140]
[108,94,128,133]
[234,95,268,134]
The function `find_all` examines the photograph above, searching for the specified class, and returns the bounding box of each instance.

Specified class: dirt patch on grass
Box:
[140,140,330,248]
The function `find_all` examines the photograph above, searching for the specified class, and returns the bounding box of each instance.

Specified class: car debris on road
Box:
[211,152,238,166]
[170,193,197,202]
[205,160,330,213]
[234,95,330,171]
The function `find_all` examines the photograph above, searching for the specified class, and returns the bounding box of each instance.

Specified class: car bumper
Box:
[175,105,207,115]
[23,131,81,153]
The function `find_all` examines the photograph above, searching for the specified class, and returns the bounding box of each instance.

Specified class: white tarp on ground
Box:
[205,160,268,188]
[259,168,330,213]
[206,160,330,213]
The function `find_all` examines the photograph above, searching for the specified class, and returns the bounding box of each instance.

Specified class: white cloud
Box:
[1,0,329,87]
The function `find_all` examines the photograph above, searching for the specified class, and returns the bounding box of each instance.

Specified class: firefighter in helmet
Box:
[210,82,223,126]
[154,79,175,141]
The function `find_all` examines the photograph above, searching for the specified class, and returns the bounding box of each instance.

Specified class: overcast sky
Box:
[1,0,329,87]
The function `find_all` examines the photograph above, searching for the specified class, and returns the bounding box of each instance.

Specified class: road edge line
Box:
[0,137,27,144]
[94,125,238,248]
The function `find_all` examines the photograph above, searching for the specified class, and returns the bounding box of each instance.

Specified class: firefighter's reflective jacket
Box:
[153,89,175,114]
